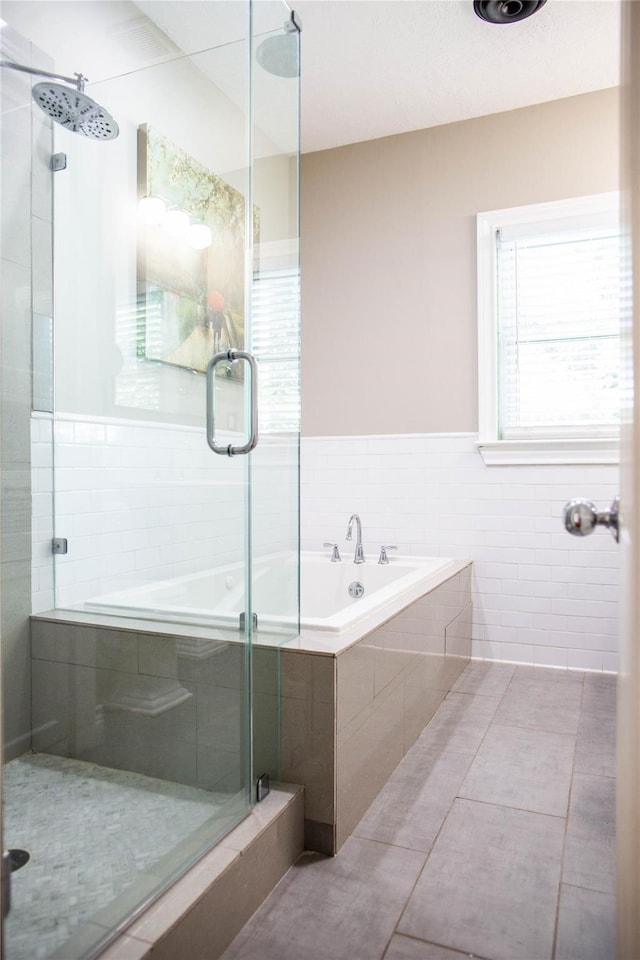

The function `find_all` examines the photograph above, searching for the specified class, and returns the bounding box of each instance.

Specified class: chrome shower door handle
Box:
[206,349,259,456]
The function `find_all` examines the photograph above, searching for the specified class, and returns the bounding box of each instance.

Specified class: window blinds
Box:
[251,269,301,435]
[496,224,621,440]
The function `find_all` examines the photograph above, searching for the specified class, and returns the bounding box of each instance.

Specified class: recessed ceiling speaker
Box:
[473,0,547,24]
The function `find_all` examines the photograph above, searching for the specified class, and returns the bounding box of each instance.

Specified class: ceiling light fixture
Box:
[473,0,547,24]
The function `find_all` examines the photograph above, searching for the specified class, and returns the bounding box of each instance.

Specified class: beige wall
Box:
[301,88,620,437]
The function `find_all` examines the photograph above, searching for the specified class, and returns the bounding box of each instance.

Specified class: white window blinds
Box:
[495,213,621,441]
[251,269,301,435]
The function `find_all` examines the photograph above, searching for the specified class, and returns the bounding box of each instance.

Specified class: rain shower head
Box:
[256,10,301,79]
[32,82,119,140]
[0,59,119,140]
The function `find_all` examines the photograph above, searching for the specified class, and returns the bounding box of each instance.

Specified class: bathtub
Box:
[81,551,459,635]
[298,553,457,632]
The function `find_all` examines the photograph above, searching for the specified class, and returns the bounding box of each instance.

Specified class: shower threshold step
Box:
[95,783,304,960]
[4,753,302,960]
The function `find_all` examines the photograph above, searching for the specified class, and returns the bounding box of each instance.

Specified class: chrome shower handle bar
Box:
[206,350,259,456]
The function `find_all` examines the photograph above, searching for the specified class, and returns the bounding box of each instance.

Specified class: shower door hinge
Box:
[256,774,270,802]
[51,153,67,172]
[52,537,68,555]
[239,611,258,632]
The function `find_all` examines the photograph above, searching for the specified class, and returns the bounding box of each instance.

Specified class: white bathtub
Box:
[81,552,459,635]
[298,553,457,631]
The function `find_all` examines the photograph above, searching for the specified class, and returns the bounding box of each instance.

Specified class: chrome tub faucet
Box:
[346,514,365,563]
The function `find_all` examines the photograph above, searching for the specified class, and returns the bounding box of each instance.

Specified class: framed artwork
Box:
[136,124,257,378]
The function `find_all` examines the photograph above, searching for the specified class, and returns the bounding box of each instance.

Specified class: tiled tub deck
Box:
[280,562,472,853]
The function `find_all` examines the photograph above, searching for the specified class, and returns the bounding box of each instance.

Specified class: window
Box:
[252,268,301,435]
[477,193,621,464]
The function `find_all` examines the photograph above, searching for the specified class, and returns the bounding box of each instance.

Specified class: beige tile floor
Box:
[222,661,616,960]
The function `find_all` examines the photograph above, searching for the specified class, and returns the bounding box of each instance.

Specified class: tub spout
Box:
[346,514,365,563]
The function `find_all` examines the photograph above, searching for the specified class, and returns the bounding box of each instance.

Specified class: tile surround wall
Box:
[30,615,281,791]
[32,427,619,673]
[2,26,54,758]
[31,413,297,614]
[301,434,620,672]
[30,617,246,791]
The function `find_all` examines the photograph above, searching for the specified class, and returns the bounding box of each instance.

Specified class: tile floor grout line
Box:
[348,831,454,856]
[387,660,509,955]
[221,662,616,960]
[484,719,579,739]
[550,679,583,960]
[452,794,568,822]
[559,879,618,897]
[384,930,498,960]
[573,771,617,780]
[404,661,578,960]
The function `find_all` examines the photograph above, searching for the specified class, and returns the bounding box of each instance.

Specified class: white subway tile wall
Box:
[31,413,298,614]
[31,421,619,671]
[300,434,620,673]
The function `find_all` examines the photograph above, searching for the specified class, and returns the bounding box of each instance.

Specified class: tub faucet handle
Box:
[323,542,342,562]
[378,545,397,564]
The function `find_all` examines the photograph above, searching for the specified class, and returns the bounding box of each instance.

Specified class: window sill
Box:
[476,438,619,466]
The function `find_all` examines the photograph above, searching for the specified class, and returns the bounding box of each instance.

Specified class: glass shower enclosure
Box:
[0,1,300,957]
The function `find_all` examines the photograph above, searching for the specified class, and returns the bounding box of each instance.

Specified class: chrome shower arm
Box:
[0,60,87,92]
[1,59,118,140]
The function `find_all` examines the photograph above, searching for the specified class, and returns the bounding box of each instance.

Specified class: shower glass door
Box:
[46,1,255,810]
[1,1,299,958]
[249,1,301,778]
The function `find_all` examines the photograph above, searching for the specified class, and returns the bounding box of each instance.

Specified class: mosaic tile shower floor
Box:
[3,753,229,960]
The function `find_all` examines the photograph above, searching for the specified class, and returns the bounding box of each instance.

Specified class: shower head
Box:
[32,82,119,140]
[256,10,301,79]
[256,34,299,78]
[0,59,119,140]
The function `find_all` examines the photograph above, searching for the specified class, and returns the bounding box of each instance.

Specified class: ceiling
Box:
[1,0,622,155]
[293,0,621,153]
